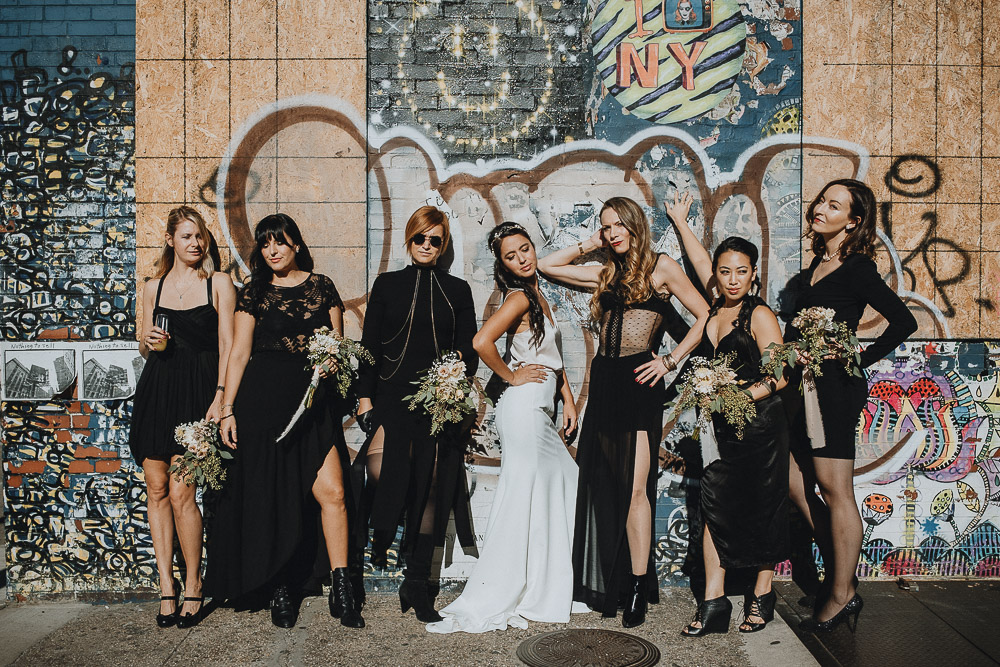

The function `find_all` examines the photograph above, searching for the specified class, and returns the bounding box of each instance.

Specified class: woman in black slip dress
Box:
[538,196,709,628]
[663,223,791,636]
[209,213,363,629]
[784,180,917,633]
[353,205,479,623]
[130,206,236,628]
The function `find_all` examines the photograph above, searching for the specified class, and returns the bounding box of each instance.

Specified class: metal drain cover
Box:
[516,629,660,667]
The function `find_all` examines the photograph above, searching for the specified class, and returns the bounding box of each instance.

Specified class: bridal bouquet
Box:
[667,353,756,439]
[168,419,232,490]
[405,351,491,436]
[277,327,373,441]
[761,306,862,382]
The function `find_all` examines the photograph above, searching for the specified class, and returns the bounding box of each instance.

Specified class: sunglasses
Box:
[411,233,443,248]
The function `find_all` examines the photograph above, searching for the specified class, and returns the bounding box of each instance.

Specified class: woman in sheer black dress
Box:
[209,213,363,629]
[354,206,479,622]
[785,180,917,632]
[538,196,709,628]
[131,206,235,628]
[664,205,792,635]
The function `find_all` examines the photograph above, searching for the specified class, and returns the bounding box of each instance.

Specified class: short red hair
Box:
[404,206,450,254]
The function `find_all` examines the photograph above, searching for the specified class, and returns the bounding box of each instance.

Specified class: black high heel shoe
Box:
[622,574,648,629]
[800,593,863,633]
[399,578,442,622]
[681,596,732,637]
[329,568,365,628]
[738,590,776,633]
[270,584,298,628]
[176,596,204,629]
[156,578,181,628]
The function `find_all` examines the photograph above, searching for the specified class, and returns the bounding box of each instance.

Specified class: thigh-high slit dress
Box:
[206,273,353,602]
[572,286,677,617]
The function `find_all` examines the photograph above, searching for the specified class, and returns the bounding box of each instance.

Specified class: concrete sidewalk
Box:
[0,587,817,666]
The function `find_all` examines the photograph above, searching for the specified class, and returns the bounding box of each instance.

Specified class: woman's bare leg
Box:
[313,447,350,569]
[144,459,178,615]
[625,432,652,575]
[813,457,861,622]
[166,457,203,615]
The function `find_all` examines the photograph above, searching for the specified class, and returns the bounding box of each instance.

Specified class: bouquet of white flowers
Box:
[667,353,756,440]
[168,419,231,490]
[277,327,373,442]
[761,306,862,382]
[405,351,490,436]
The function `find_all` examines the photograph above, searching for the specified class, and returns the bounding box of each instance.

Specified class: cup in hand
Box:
[150,313,170,352]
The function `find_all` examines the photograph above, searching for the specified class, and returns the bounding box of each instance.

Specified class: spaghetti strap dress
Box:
[129,276,218,463]
[572,280,675,617]
[206,273,353,602]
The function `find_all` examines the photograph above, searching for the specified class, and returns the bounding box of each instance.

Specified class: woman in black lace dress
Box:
[130,206,235,628]
[353,206,479,623]
[208,213,363,629]
[539,197,709,627]
[665,217,791,634]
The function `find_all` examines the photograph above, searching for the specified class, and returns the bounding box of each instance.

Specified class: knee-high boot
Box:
[399,534,441,622]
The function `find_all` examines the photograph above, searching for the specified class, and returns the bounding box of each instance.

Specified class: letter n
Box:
[616,43,659,88]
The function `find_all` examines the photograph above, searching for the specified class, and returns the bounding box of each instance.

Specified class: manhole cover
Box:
[516,629,660,667]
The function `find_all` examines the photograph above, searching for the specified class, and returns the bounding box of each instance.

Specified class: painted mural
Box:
[2,0,999,597]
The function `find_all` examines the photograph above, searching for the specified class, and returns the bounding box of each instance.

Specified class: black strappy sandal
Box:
[738,590,776,633]
[156,578,181,628]
[176,596,204,629]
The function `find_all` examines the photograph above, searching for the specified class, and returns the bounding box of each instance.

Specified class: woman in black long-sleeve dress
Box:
[209,213,363,629]
[354,205,479,622]
[786,180,917,632]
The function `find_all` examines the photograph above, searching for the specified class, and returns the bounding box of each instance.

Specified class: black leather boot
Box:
[399,578,442,622]
[622,574,648,628]
[270,584,298,629]
[329,568,365,628]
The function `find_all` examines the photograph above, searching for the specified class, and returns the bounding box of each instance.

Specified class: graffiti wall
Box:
[2,0,998,596]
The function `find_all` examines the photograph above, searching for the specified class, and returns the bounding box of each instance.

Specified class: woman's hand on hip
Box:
[634,353,669,386]
[510,363,548,386]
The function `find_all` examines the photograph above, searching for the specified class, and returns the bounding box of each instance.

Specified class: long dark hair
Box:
[806,178,878,259]
[245,213,314,310]
[709,236,761,324]
[488,222,546,347]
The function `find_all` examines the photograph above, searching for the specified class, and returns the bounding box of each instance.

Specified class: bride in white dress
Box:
[427,222,586,634]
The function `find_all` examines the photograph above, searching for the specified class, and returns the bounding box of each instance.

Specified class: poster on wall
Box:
[78,341,144,401]
[1,342,78,400]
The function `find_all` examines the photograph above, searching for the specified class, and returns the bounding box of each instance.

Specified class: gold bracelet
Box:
[577,241,585,256]
[662,354,677,372]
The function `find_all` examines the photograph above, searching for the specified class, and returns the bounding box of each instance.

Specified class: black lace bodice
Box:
[597,286,676,358]
[236,273,344,355]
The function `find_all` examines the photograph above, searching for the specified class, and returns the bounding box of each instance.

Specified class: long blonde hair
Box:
[589,197,658,323]
[151,206,219,280]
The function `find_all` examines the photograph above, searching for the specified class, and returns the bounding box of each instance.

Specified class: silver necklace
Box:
[171,274,198,302]
[379,267,455,382]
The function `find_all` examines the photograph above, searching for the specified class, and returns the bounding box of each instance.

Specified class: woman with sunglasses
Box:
[354,205,479,622]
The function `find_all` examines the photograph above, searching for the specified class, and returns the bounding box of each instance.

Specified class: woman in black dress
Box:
[786,180,917,632]
[539,196,709,628]
[354,205,478,623]
[209,213,363,629]
[130,206,235,628]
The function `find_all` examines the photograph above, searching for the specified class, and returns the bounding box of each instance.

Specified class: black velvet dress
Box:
[129,277,219,463]
[572,282,676,617]
[699,296,790,570]
[353,264,479,558]
[206,273,352,601]
[784,254,917,459]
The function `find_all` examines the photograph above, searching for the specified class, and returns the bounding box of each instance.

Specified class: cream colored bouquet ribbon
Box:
[802,368,827,449]
[674,406,723,468]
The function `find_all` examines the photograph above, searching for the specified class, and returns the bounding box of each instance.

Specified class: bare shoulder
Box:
[142,278,160,298]
[750,302,780,329]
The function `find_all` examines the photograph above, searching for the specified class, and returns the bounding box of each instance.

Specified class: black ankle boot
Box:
[270,584,298,628]
[399,578,442,622]
[329,568,365,628]
[681,595,732,637]
[622,574,648,628]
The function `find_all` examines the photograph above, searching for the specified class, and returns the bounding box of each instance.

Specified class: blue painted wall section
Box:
[2,0,140,598]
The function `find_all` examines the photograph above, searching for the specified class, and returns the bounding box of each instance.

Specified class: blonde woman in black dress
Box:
[130,206,235,628]
[539,197,709,628]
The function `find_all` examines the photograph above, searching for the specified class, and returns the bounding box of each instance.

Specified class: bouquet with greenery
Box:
[168,419,231,490]
[667,353,756,440]
[405,352,490,436]
[761,306,862,383]
[277,326,373,441]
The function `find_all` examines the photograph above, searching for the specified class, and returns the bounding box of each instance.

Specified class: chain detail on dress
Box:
[378,267,456,382]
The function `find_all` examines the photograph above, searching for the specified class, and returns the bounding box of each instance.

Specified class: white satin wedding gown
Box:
[427,310,586,633]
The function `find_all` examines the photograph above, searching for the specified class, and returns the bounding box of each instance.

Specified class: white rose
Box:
[695,379,714,394]
[694,367,713,381]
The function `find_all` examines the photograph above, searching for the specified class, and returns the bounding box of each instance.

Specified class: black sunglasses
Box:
[411,233,443,248]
